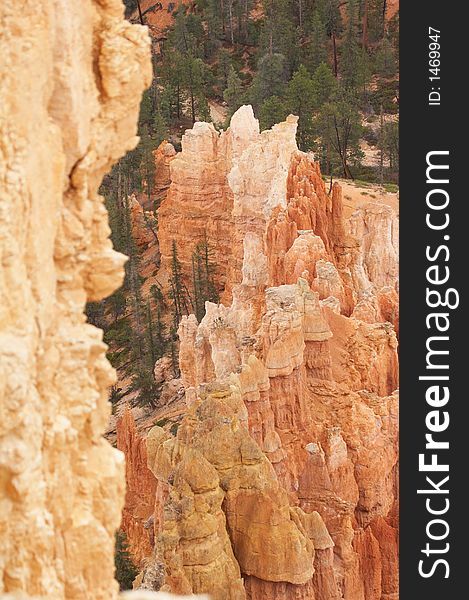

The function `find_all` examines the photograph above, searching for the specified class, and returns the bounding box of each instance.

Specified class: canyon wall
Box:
[122,108,399,599]
[0,1,151,598]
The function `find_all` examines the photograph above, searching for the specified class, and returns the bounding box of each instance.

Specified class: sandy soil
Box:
[209,100,228,126]
[337,178,399,219]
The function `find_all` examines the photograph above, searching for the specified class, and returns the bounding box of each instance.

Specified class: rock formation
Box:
[0,1,151,598]
[117,409,158,565]
[0,0,399,597]
[119,108,399,599]
[152,141,176,208]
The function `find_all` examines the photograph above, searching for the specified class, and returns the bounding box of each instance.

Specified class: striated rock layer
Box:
[117,409,158,565]
[120,108,399,599]
[0,1,151,598]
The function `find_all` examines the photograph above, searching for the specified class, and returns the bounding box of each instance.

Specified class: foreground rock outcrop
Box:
[120,108,399,599]
[0,1,151,598]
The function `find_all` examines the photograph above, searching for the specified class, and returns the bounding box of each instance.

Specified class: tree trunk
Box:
[137,0,144,25]
[190,89,196,123]
[147,302,156,366]
[221,0,225,35]
[362,0,368,49]
[332,32,338,76]
[228,1,234,45]
[243,0,249,41]
[176,83,180,119]
[382,0,387,35]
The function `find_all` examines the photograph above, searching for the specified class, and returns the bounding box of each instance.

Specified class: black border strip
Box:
[400,2,465,597]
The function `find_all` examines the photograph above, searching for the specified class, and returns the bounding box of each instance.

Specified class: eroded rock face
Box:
[117,409,157,566]
[0,1,151,598]
[144,382,328,598]
[151,141,176,209]
[156,106,300,300]
[127,109,399,600]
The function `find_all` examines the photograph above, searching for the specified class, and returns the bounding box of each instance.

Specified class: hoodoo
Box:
[117,107,400,600]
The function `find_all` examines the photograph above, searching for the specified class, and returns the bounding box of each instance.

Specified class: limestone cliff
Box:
[120,108,399,599]
[0,1,151,598]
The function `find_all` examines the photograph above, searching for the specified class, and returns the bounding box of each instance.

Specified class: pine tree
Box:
[340,0,361,90]
[131,365,160,408]
[150,284,169,358]
[184,56,210,123]
[107,287,126,323]
[375,37,397,78]
[303,10,328,73]
[203,0,224,44]
[356,47,373,101]
[146,300,156,366]
[314,86,363,179]
[218,48,232,89]
[367,0,388,43]
[139,126,157,204]
[311,62,337,107]
[85,301,106,329]
[320,0,343,76]
[259,96,288,131]
[259,0,298,73]
[153,110,169,147]
[115,531,138,591]
[287,64,317,150]
[378,118,399,177]
[191,237,219,322]
[169,240,191,328]
[162,50,186,121]
[251,52,287,107]
[223,66,244,116]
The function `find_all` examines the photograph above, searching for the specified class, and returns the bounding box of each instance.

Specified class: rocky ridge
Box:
[0,0,151,598]
[118,107,399,599]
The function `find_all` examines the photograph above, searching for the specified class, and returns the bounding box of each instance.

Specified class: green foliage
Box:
[191,237,220,322]
[287,64,317,150]
[302,9,328,73]
[169,240,191,328]
[217,48,233,89]
[362,125,379,146]
[224,66,244,117]
[85,301,106,330]
[320,0,343,38]
[170,422,180,436]
[379,119,399,174]
[370,79,399,114]
[130,365,161,409]
[123,0,138,19]
[104,318,133,370]
[259,96,288,131]
[153,110,169,146]
[313,87,364,178]
[90,0,401,415]
[340,0,361,90]
[375,37,397,78]
[115,531,138,591]
[367,0,388,43]
[251,52,287,107]
[139,126,157,202]
[260,0,298,66]
[311,62,337,107]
